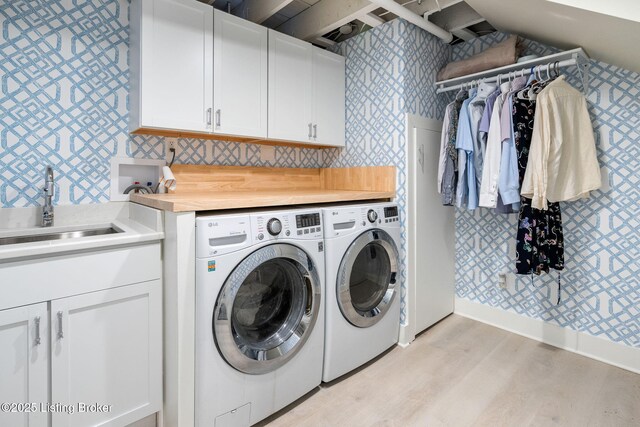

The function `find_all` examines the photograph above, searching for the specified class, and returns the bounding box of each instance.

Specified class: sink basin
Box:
[0,226,123,246]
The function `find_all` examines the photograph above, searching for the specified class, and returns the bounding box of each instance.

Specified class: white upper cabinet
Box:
[313,49,345,147]
[130,1,345,147]
[0,304,48,427]
[268,30,345,147]
[268,29,314,143]
[130,0,213,133]
[213,10,268,138]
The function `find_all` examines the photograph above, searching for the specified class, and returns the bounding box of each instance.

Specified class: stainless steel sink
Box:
[0,226,123,246]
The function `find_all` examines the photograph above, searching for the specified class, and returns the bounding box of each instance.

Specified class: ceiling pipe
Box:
[367,0,454,43]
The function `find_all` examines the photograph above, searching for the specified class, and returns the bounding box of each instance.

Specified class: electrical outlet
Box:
[498,273,507,289]
[260,145,275,163]
[166,138,178,159]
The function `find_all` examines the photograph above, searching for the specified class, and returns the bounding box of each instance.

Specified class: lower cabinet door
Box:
[0,303,49,427]
[51,280,162,427]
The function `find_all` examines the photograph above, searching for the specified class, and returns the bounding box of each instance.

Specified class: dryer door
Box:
[213,243,321,374]
[337,229,399,328]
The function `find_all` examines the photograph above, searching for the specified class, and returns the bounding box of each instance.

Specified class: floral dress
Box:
[512,91,564,275]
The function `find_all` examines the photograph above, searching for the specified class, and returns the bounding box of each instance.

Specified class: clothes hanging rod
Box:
[435,48,589,94]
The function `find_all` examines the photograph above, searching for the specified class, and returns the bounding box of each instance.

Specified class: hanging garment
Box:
[478,83,509,208]
[498,77,528,208]
[437,106,451,192]
[440,91,467,206]
[512,93,564,275]
[521,76,601,210]
[469,82,498,187]
[455,88,477,209]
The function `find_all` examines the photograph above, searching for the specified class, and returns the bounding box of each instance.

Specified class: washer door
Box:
[213,244,321,374]
[337,230,399,328]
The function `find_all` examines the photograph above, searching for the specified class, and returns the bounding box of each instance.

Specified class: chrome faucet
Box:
[42,166,54,227]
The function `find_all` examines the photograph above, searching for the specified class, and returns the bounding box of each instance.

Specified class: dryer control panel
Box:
[252,210,322,242]
[323,202,400,238]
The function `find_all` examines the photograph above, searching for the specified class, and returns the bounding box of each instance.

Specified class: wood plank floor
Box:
[257,315,640,427]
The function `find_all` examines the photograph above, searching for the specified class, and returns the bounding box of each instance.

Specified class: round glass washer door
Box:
[337,229,399,328]
[213,243,321,374]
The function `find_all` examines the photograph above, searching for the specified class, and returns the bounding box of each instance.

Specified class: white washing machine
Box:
[195,208,325,426]
[321,202,401,382]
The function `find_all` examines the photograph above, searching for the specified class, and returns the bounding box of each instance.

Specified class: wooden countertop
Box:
[130,189,394,212]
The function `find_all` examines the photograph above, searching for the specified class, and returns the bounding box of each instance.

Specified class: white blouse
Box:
[521,76,601,210]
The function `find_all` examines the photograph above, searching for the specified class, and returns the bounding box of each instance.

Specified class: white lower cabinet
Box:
[0,303,49,427]
[51,281,162,427]
[0,256,162,427]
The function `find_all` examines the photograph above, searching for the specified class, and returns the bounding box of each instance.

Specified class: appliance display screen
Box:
[384,207,398,218]
[296,213,321,228]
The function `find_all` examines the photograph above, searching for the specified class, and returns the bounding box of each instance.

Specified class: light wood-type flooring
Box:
[258,314,640,427]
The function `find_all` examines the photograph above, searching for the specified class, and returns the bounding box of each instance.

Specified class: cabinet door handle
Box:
[57,311,64,339]
[308,123,313,139]
[34,316,41,346]
[313,124,317,139]
[206,108,212,126]
[215,109,221,127]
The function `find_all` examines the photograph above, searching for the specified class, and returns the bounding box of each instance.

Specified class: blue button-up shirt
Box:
[455,89,478,210]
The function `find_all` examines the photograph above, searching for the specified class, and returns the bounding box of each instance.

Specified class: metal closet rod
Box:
[436,58,579,93]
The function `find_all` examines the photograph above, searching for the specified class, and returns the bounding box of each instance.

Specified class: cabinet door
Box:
[213,10,268,138]
[51,280,162,427]
[268,29,313,143]
[139,0,213,133]
[0,303,48,427]
[312,49,345,147]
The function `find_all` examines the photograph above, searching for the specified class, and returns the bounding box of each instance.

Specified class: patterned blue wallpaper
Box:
[326,19,450,322]
[0,0,322,208]
[453,33,640,347]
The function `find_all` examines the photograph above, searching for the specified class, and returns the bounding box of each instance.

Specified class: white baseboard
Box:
[454,297,640,374]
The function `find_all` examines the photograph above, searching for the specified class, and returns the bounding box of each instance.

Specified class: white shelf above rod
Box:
[435,48,590,94]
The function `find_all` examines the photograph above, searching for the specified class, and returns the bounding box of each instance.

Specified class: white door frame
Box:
[399,114,444,347]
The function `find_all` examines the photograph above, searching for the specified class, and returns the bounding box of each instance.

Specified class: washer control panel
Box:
[252,210,322,242]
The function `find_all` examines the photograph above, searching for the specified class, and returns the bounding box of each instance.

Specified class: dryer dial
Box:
[267,218,282,236]
[367,209,378,223]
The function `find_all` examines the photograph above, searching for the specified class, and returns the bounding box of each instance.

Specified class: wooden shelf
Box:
[435,48,589,93]
[130,165,396,212]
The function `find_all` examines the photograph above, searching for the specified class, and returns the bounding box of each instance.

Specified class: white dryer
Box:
[195,208,325,426]
[321,202,401,382]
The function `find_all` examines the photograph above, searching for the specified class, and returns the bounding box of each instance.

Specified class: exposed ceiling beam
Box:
[430,3,485,31]
[358,12,385,28]
[451,28,478,41]
[368,0,453,41]
[233,0,295,24]
[419,0,464,16]
[276,0,378,41]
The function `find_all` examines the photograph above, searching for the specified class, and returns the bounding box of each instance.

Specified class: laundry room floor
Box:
[257,315,640,427]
